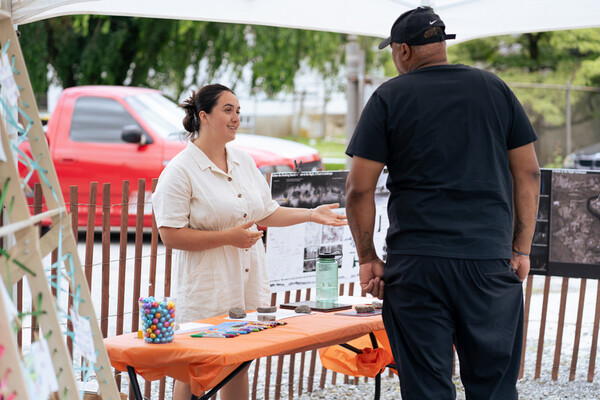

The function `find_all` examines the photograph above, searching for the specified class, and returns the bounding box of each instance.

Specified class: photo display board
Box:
[531,168,600,278]
[265,168,600,288]
[265,170,390,292]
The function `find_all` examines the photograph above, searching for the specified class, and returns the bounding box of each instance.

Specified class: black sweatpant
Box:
[382,255,524,400]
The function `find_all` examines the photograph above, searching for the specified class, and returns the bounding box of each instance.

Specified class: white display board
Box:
[266,170,390,292]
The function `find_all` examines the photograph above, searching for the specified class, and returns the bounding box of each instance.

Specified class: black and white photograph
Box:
[375,168,390,207]
[549,171,600,265]
[321,225,344,244]
[304,222,322,246]
[304,246,319,260]
[270,171,348,208]
[303,259,317,273]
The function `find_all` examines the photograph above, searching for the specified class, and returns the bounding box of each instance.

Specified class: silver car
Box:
[563,142,600,170]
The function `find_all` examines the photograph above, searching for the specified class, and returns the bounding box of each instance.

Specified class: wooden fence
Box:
[12,178,600,399]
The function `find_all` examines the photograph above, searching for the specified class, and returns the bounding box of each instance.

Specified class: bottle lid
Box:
[318,253,336,259]
[318,250,342,259]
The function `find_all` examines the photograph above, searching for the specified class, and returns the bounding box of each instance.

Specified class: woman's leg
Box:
[173,380,197,400]
[172,366,249,400]
[220,367,250,400]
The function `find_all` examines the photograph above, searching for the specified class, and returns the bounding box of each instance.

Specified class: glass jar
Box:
[139,296,176,343]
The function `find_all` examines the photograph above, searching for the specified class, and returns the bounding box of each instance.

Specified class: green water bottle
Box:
[316,251,339,304]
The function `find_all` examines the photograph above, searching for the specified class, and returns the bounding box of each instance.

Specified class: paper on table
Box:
[175,322,215,334]
[227,308,311,322]
[337,295,383,306]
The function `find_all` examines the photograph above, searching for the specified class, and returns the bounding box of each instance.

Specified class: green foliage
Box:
[447,36,509,67]
[249,27,344,96]
[285,136,347,170]
[543,146,565,168]
[446,28,600,128]
[18,16,381,100]
[292,137,346,158]
[17,22,49,93]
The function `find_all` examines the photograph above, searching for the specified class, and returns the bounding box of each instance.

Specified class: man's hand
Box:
[510,255,530,282]
[359,258,385,299]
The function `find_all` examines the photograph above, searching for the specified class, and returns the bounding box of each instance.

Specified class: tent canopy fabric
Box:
[10,0,600,43]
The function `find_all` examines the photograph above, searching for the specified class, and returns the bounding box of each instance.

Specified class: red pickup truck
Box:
[19,86,323,228]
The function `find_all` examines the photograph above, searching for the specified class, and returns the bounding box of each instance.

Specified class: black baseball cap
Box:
[379,7,456,49]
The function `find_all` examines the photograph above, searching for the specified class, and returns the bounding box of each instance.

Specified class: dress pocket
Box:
[178,250,216,292]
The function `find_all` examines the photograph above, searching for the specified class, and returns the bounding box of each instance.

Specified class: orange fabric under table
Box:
[104,312,386,396]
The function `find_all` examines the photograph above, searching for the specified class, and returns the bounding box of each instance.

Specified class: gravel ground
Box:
[289,374,600,400]
[124,337,600,400]
[127,365,600,400]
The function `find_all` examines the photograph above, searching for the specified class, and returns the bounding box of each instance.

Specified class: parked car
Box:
[563,142,600,170]
[18,85,323,227]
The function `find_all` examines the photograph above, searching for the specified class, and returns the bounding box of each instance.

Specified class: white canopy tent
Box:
[7,0,600,158]
[9,0,600,42]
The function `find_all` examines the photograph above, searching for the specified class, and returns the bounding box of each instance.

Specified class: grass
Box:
[283,136,348,170]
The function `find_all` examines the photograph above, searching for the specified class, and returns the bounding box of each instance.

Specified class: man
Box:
[345,6,540,400]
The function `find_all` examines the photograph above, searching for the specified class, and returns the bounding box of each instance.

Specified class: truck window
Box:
[70,96,143,143]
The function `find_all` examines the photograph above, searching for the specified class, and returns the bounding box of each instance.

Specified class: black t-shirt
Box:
[346,64,538,259]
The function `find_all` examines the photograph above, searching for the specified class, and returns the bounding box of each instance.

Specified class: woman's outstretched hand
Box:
[311,203,348,226]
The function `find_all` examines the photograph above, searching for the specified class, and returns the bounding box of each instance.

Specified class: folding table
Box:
[104,311,394,400]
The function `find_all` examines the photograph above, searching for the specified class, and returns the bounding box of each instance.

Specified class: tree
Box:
[18,16,381,100]
[445,30,600,127]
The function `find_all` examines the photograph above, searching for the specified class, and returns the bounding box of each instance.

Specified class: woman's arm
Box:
[158,221,264,251]
[257,204,347,227]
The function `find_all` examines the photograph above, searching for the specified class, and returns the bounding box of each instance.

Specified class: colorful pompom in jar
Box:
[139,296,175,344]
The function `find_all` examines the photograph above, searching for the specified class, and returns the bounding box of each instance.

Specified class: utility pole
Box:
[566,80,572,155]
[565,67,578,155]
[345,35,364,168]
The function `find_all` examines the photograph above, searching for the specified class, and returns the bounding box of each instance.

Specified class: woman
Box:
[152,83,347,400]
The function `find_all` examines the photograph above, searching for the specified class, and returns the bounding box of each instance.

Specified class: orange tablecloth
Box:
[104,312,386,395]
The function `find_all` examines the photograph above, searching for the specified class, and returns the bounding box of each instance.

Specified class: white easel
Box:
[0,10,120,400]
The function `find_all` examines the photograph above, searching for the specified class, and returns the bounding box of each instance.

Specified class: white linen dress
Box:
[152,141,279,322]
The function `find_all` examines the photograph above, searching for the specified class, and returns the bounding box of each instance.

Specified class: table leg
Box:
[368,333,398,400]
[369,333,382,400]
[194,360,253,400]
[126,366,144,400]
[374,372,381,400]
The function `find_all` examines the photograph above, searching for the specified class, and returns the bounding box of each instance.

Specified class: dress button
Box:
[245,268,249,272]
[238,194,242,198]
[228,177,232,182]
[243,213,247,218]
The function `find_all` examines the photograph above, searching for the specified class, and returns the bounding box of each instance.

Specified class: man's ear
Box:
[401,43,411,59]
